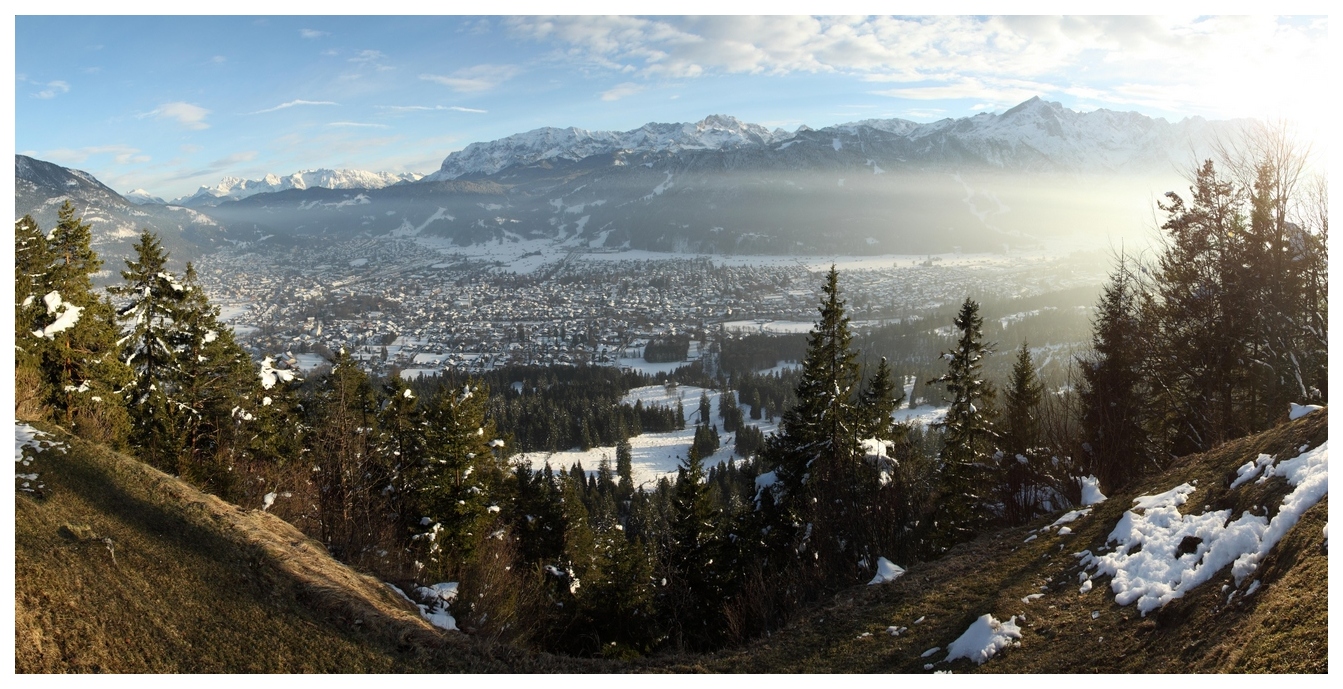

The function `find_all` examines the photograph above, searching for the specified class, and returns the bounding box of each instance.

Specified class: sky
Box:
[12,10,1330,201]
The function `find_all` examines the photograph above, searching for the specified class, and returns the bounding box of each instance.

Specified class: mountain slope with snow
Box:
[173,168,423,206]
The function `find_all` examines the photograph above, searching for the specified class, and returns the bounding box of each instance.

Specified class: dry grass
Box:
[15,423,605,673]
[650,410,1328,673]
[16,412,1326,673]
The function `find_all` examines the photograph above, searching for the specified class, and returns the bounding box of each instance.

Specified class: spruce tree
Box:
[666,444,721,649]
[110,231,187,470]
[15,216,53,418]
[418,379,504,573]
[1080,259,1155,492]
[1002,342,1044,458]
[173,262,259,491]
[928,297,997,549]
[29,202,131,443]
[615,438,635,502]
[859,356,903,442]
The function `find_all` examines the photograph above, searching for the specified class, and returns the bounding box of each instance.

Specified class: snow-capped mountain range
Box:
[426,114,786,180]
[426,98,1232,180]
[171,169,423,206]
[19,98,1250,258]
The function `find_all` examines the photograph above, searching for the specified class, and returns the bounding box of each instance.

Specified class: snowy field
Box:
[722,320,815,334]
[515,382,948,490]
[517,384,778,489]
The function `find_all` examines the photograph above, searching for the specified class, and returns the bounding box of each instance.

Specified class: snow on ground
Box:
[722,320,816,334]
[1289,403,1322,420]
[1079,476,1108,506]
[755,360,800,376]
[867,557,906,585]
[399,368,441,380]
[614,357,696,376]
[943,614,1021,665]
[289,353,329,372]
[15,422,62,495]
[1081,441,1328,615]
[892,404,949,428]
[517,384,778,489]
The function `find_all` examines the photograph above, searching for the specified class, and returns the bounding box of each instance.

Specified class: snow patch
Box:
[945,614,1021,665]
[1079,476,1107,506]
[867,557,906,585]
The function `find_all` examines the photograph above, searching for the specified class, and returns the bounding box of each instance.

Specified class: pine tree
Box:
[28,202,130,444]
[1002,342,1043,458]
[377,377,427,535]
[307,349,380,561]
[666,444,722,649]
[859,356,903,442]
[1000,341,1049,524]
[1079,260,1152,492]
[417,379,504,573]
[109,231,187,470]
[172,262,259,492]
[15,216,53,419]
[616,438,635,503]
[928,297,998,549]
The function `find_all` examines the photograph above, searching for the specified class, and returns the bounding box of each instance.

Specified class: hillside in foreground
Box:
[657,410,1328,673]
[14,421,598,673]
[16,410,1326,673]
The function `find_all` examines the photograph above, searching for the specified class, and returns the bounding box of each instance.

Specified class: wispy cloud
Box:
[249,99,339,114]
[504,15,1329,122]
[300,28,329,39]
[33,80,70,99]
[328,121,390,128]
[41,144,149,165]
[211,55,227,64]
[170,151,259,181]
[600,82,645,101]
[349,49,385,63]
[420,64,520,93]
[143,101,211,130]
[376,104,488,114]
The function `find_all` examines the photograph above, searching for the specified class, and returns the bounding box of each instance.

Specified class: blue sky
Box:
[13,13,1329,200]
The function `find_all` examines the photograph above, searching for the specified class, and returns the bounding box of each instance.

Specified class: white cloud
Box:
[349,49,385,63]
[600,82,645,101]
[300,29,329,39]
[250,99,339,114]
[42,144,149,165]
[377,104,488,113]
[420,64,520,93]
[144,102,211,130]
[328,121,390,128]
[505,15,1328,122]
[211,55,227,64]
[34,80,70,99]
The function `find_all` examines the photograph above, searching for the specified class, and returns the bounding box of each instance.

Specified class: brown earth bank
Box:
[16,411,1326,673]
[14,421,604,673]
[648,409,1328,673]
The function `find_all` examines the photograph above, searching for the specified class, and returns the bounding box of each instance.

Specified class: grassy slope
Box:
[16,413,1326,673]
[15,422,601,673]
[662,410,1328,673]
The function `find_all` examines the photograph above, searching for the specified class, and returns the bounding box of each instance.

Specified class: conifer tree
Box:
[666,444,722,649]
[172,262,259,490]
[859,356,904,442]
[15,216,53,418]
[307,349,380,560]
[28,202,130,443]
[418,379,504,572]
[377,377,427,534]
[110,231,187,470]
[1080,260,1155,492]
[615,438,635,502]
[1002,342,1044,458]
[928,297,997,549]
